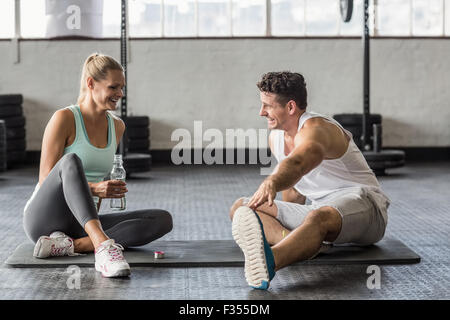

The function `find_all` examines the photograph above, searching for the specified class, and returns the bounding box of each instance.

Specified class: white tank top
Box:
[272,111,390,223]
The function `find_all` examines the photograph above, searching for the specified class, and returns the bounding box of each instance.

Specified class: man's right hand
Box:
[89,180,128,199]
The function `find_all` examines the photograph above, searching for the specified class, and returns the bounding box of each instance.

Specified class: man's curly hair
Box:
[256,71,307,109]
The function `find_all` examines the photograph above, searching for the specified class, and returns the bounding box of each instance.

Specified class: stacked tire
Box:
[0,94,26,167]
[333,113,405,175]
[124,116,151,154]
[333,113,382,150]
[0,120,6,172]
[123,116,152,176]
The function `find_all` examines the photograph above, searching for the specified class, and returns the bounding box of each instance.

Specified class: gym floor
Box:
[0,161,449,300]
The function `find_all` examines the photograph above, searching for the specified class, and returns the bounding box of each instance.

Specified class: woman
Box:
[23,53,173,278]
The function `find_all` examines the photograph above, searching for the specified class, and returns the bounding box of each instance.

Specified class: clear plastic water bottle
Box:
[110,154,126,210]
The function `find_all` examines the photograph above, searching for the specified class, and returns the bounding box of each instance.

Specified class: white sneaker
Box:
[94,239,131,278]
[33,231,79,258]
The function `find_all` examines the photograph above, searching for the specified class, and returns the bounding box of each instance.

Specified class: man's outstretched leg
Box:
[231,203,341,290]
[229,197,290,245]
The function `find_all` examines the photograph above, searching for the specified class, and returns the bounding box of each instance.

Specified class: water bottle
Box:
[110,154,126,210]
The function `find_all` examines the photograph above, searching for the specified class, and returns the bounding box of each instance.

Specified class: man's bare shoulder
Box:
[296,116,348,158]
[300,117,346,138]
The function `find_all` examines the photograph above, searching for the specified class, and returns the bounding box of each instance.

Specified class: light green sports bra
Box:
[64,105,117,183]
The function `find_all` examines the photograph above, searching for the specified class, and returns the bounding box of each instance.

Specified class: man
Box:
[229,71,390,290]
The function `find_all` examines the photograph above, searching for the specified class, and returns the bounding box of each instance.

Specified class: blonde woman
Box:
[23,53,172,277]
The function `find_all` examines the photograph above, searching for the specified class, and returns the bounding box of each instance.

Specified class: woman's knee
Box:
[60,153,83,173]
[155,210,173,234]
[61,153,81,165]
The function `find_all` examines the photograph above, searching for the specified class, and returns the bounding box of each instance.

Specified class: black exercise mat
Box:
[4,237,420,268]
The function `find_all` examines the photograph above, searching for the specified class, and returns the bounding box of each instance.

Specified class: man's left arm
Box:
[247,125,330,209]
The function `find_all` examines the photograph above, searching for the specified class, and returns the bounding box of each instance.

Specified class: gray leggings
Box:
[23,153,173,248]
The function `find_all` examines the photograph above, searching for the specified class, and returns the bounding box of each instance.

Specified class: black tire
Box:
[6,127,25,139]
[127,138,149,150]
[363,150,405,162]
[2,116,26,128]
[7,150,26,164]
[0,94,23,106]
[123,153,152,175]
[126,127,149,139]
[6,139,26,151]
[340,0,354,23]
[124,116,149,127]
[367,159,405,170]
[0,122,6,165]
[0,105,23,118]
[333,113,382,126]
[0,158,6,172]
[127,148,151,154]
[342,124,363,145]
[123,153,152,167]
[125,164,152,175]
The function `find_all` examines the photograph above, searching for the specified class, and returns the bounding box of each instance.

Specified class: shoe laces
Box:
[50,238,74,256]
[98,242,125,262]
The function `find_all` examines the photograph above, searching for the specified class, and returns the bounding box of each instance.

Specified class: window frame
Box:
[1,0,449,40]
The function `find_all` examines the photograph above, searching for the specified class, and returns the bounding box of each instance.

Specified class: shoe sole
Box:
[95,262,131,278]
[232,206,270,289]
[33,236,49,258]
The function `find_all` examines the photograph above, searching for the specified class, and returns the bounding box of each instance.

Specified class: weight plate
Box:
[7,139,26,151]
[125,165,152,172]
[2,116,26,128]
[127,148,151,154]
[363,150,405,162]
[0,94,23,106]
[124,116,149,127]
[367,160,405,170]
[0,105,23,118]
[7,150,26,163]
[6,127,26,139]
[126,127,149,139]
[333,113,382,126]
[127,138,149,150]
[123,152,152,166]
[340,0,354,23]
[125,158,152,169]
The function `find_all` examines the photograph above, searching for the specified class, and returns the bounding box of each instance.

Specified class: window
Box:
[129,0,162,37]
[339,0,363,36]
[19,0,120,38]
[164,0,196,37]
[7,0,450,38]
[198,0,230,36]
[0,0,15,38]
[305,0,339,36]
[446,0,450,35]
[102,0,121,37]
[376,0,445,36]
[412,0,443,36]
[232,0,266,36]
[20,0,46,38]
[271,0,306,36]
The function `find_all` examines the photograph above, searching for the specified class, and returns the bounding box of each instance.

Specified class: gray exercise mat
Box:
[4,237,420,268]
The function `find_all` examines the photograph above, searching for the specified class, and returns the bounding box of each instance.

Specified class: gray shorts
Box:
[246,187,387,245]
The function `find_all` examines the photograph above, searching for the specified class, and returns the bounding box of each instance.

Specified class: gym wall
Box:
[0,38,449,151]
